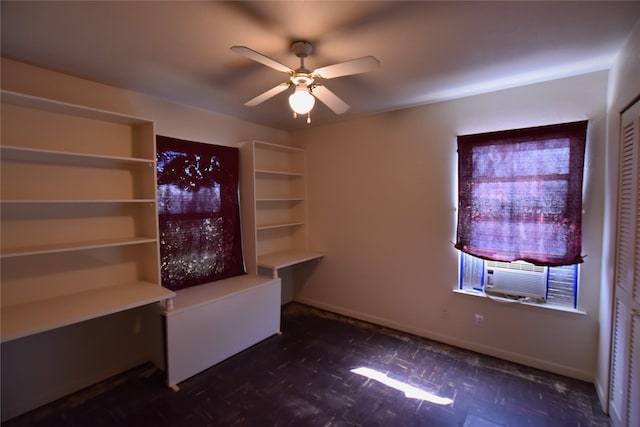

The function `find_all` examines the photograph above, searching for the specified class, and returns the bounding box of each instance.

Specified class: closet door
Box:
[610,99,640,427]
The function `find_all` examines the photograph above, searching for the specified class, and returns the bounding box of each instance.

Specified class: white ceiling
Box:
[2,1,639,131]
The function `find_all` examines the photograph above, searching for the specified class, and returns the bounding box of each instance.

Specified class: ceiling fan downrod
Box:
[291,41,313,68]
[290,41,314,86]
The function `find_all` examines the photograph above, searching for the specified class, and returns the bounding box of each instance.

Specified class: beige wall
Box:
[292,70,609,382]
[596,20,640,409]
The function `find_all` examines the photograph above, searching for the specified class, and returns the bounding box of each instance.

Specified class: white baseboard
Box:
[594,377,609,413]
[294,296,595,383]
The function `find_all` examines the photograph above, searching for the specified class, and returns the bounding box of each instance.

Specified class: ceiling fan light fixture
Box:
[288,84,315,115]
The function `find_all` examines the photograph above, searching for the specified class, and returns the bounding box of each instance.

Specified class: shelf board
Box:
[0,145,154,166]
[255,169,304,177]
[1,90,152,125]
[257,250,324,270]
[0,199,156,204]
[256,197,304,203]
[256,222,304,230]
[0,281,175,343]
[253,140,304,153]
[1,237,157,258]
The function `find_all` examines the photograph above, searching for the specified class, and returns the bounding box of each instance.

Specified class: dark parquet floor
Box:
[4,303,609,427]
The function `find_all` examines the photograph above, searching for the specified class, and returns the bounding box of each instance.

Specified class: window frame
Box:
[156,135,245,291]
[457,252,580,311]
[454,121,588,312]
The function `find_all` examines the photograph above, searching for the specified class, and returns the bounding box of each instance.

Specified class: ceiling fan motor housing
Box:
[291,74,313,86]
[290,40,313,58]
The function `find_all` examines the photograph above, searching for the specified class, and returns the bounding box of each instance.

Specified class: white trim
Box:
[453,289,587,315]
[594,377,609,413]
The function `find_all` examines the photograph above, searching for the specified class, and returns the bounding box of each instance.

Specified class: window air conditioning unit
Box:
[484,261,547,300]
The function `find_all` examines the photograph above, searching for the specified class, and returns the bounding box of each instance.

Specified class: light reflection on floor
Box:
[351,367,454,405]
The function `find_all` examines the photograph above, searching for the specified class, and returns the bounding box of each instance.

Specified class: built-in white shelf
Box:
[1,90,171,343]
[0,237,157,259]
[257,250,324,271]
[0,145,154,166]
[1,90,150,124]
[253,140,305,153]
[255,169,305,176]
[256,198,305,202]
[256,222,304,231]
[1,281,174,343]
[243,140,323,278]
[0,199,157,204]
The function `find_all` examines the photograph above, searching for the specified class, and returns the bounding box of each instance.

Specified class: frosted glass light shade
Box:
[289,86,315,114]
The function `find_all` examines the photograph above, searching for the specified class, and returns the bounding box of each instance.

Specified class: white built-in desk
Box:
[258,250,324,278]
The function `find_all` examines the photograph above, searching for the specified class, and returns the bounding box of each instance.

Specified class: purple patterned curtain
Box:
[156,136,245,291]
[455,121,588,267]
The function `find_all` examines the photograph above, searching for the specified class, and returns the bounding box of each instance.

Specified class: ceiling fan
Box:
[230,41,380,123]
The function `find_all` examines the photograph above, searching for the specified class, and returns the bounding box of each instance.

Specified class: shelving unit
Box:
[0,90,175,343]
[243,140,323,278]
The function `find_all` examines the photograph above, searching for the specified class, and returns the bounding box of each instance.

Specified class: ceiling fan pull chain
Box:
[307,112,311,124]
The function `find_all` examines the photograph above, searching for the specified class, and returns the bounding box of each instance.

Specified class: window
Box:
[455,121,587,309]
[455,121,588,266]
[156,136,245,291]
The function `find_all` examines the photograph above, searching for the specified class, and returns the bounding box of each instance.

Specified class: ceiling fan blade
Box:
[311,85,349,114]
[230,46,293,74]
[244,83,290,107]
[313,56,380,79]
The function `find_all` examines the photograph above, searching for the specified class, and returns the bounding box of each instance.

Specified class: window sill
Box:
[453,289,586,315]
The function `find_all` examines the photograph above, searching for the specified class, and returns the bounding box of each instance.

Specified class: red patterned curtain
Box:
[156,136,245,291]
[455,121,588,267]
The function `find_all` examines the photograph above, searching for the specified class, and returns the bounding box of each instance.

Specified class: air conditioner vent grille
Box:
[485,260,547,299]
[486,260,545,273]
